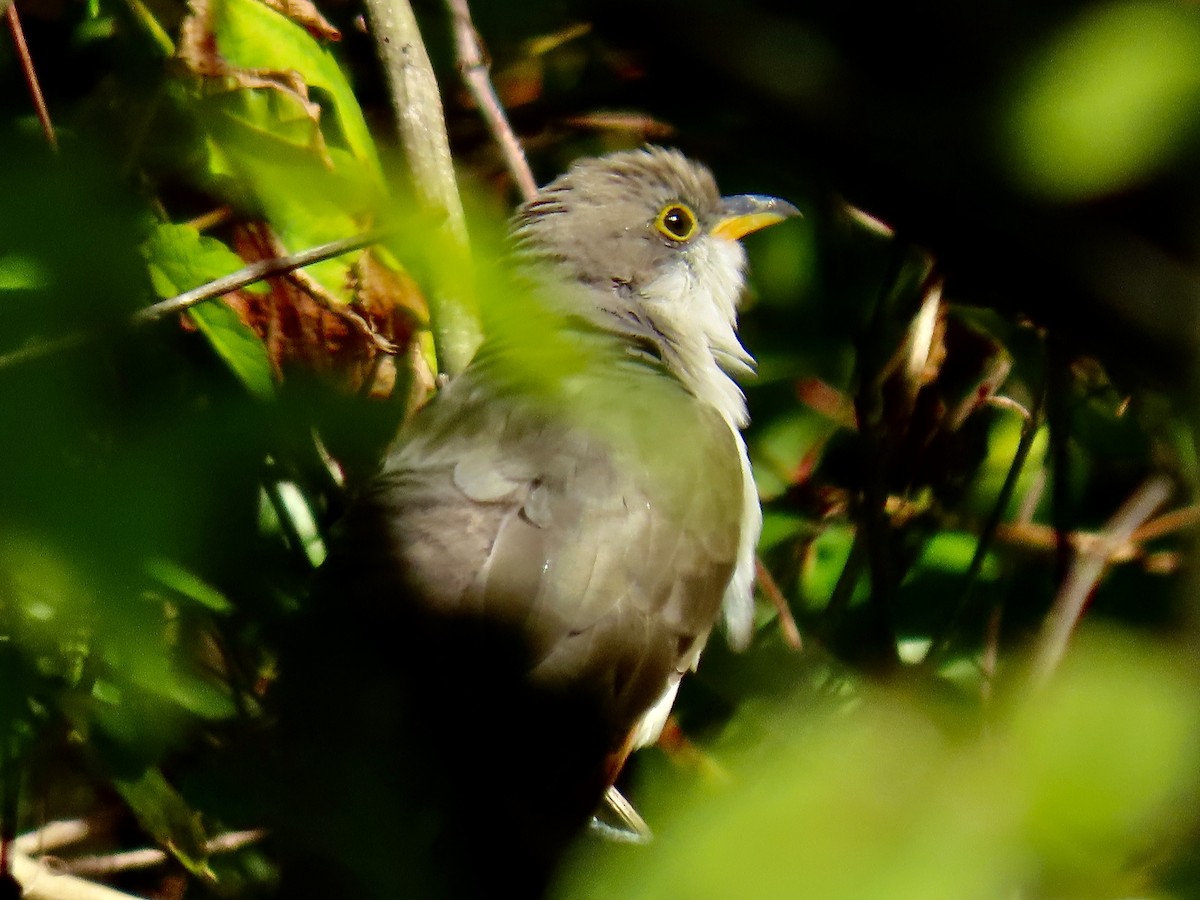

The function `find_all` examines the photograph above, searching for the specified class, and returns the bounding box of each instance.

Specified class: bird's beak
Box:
[711,194,802,242]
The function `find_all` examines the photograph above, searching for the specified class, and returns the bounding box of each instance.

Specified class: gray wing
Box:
[362,369,745,736]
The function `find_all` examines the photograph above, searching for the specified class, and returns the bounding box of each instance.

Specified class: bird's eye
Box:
[654,204,698,242]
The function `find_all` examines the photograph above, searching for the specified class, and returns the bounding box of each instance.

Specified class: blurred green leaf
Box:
[0,252,52,290]
[144,556,235,614]
[1005,0,1200,199]
[114,766,214,877]
[800,523,860,613]
[558,633,1200,899]
[967,414,1048,520]
[912,531,999,581]
[1013,632,1200,893]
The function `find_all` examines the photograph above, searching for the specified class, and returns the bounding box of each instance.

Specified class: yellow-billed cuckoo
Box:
[320,147,796,888]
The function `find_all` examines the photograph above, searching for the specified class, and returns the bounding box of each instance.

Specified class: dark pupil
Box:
[663,207,691,237]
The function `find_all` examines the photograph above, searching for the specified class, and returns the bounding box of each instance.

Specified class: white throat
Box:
[637,236,753,429]
[636,235,760,651]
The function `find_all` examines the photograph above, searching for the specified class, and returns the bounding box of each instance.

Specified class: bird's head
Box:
[511,147,798,424]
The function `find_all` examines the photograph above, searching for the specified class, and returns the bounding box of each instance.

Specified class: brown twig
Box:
[755,556,803,651]
[1029,475,1172,688]
[444,0,538,202]
[5,3,57,150]
[1130,502,1200,545]
[992,499,1200,564]
[182,206,235,233]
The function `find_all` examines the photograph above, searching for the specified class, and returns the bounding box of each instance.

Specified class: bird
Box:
[297,147,798,897]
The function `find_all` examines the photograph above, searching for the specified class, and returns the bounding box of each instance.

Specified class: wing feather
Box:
[368,367,746,737]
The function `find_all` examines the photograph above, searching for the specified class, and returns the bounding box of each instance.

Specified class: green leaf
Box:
[114,767,214,878]
[144,556,234,614]
[142,223,275,399]
[189,300,276,401]
[211,0,381,179]
[801,524,861,613]
[173,0,386,297]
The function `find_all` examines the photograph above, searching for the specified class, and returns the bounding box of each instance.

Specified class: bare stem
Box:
[60,829,266,877]
[14,820,95,856]
[755,556,803,651]
[362,0,481,376]
[11,852,145,900]
[927,386,1045,665]
[133,230,390,325]
[6,3,57,150]
[444,0,538,203]
[1029,475,1172,688]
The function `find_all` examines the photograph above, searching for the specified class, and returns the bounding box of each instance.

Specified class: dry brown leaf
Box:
[260,0,341,41]
[217,224,425,398]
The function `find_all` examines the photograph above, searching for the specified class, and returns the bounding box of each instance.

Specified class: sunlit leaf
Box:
[173,0,386,297]
[143,223,275,399]
[209,0,380,176]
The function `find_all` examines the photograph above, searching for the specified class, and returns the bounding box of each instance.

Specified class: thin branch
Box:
[823,528,866,623]
[1029,475,1172,688]
[755,556,803,651]
[927,385,1045,664]
[133,229,390,325]
[0,332,90,372]
[1046,337,1074,587]
[254,230,397,353]
[59,829,265,877]
[0,229,389,372]
[182,206,235,233]
[1130,502,1200,545]
[444,0,538,202]
[14,821,94,856]
[364,0,467,246]
[991,500,1200,562]
[362,0,481,376]
[11,852,145,900]
[6,3,57,150]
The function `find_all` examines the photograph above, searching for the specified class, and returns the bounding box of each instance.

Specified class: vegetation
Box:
[1,0,1198,897]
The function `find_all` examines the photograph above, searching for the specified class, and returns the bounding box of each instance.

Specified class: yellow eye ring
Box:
[654,203,698,242]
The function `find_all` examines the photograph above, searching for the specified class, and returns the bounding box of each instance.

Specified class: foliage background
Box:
[1,0,1199,897]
